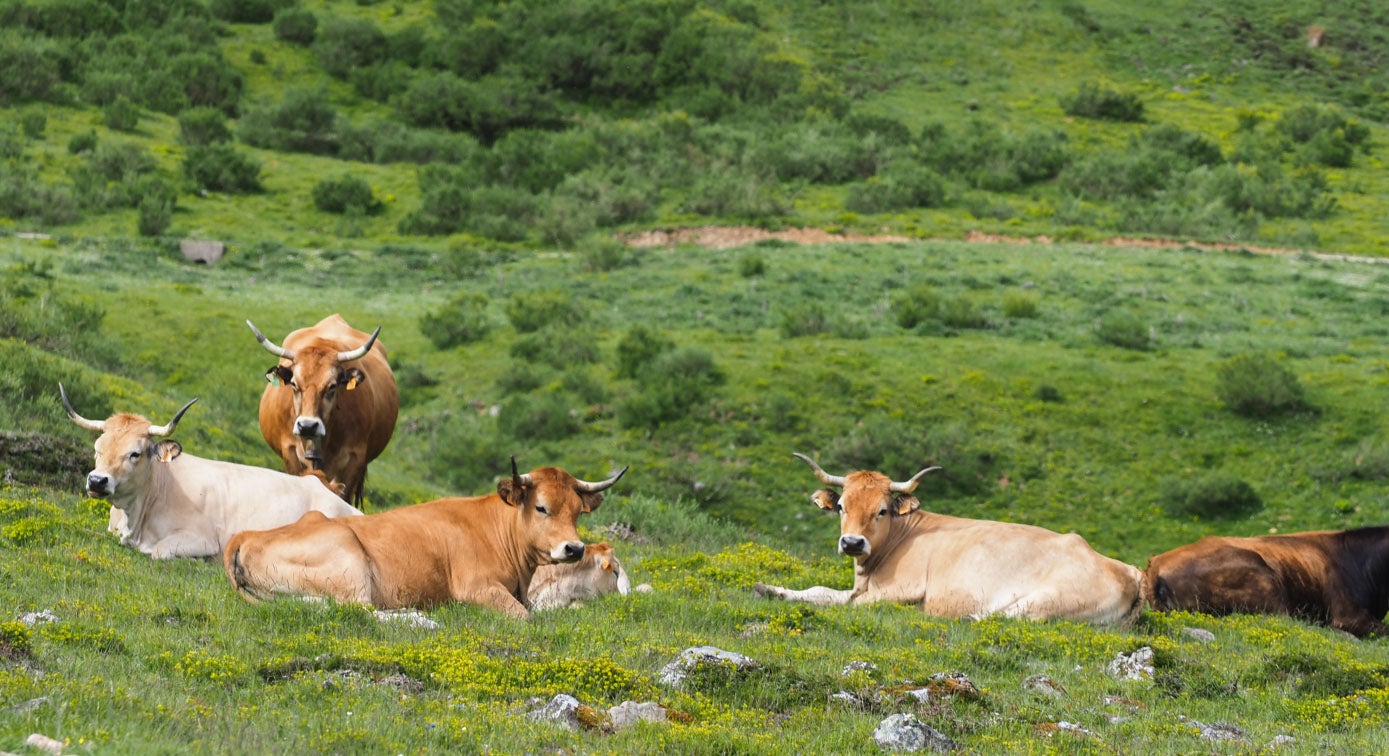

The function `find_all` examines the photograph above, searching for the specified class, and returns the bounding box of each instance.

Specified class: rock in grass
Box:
[608,701,667,729]
[1107,646,1154,681]
[1181,627,1216,643]
[24,734,64,755]
[1180,715,1247,742]
[527,694,582,729]
[372,609,440,630]
[872,713,959,752]
[1022,674,1067,698]
[19,610,58,626]
[843,660,878,676]
[659,646,760,688]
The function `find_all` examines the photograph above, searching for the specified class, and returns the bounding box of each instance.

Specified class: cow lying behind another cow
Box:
[60,384,362,560]
[1144,527,1389,638]
[755,454,1143,625]
[530,541,630,610]
[224,460,627,618]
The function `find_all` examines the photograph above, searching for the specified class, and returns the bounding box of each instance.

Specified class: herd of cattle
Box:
[54,314,1389,635]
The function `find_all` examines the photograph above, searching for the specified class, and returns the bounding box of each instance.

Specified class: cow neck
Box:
[857,510,927,574]
[1339,527,1389,614]
[114,456,175,546]
[480,498,539,597]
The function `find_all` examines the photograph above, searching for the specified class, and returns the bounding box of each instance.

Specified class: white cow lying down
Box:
[529,541,630,610]
[755,454,1142,625]
[61,384,361,560]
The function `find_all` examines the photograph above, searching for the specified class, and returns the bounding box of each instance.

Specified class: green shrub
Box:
[845,164,946,214]
[1061,82,1144,122]
[738,254,767,278]
[1002,291,1039,319]
[67,131,97,155]
[210,0,278,23]
[509,325,600,369]
[311,176,382,215]
[273,6,317,45]
[314,16,388,79]
[136,179,176,237]
[19,110,45,139]
[890,284,943,329]
[614,325,675,380]
[1160,473,1262,519]
[940,296,987,329]
[1215,353,1308,417]
[618,346,725,429]
[778,302,831,338]
[505,289,582,333]
[497,363,544,394]
[499,392,581,441]
[1096,312,1150,350]
[183,144,263,193]
[238,87,342,155]
[419,291,492,349]
[177,107,232,146]
[103,95,140,131]
[0,31,65,105]
[577,238,628,272]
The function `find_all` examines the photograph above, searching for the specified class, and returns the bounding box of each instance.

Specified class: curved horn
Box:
[574,465,629,493]
[246,320,294,360]
[149,397,199,436]
[511,456,533,488]
[888,466,942,493]
[792,452,846,488]
[337,325,381,363]
[59,383,105,432]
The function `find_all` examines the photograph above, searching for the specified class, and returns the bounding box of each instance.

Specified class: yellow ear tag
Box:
[346,376,359,391]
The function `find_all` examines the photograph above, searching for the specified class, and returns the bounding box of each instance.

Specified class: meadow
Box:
[7,0,1389,752]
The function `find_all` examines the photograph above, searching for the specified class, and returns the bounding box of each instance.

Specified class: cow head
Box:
[247,320,379,465]
[793,452,940,558]
[496,457,628,564]
[584,542,632,596]
[60,383,197,502]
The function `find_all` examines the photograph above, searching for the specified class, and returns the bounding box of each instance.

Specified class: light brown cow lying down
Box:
[224,461,627,618]
[529,541,630,610]
[755,454,1142,625]
[60,384,361,560]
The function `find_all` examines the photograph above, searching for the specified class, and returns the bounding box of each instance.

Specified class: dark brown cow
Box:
[247,314,398,507]
[1144,527,1389,638]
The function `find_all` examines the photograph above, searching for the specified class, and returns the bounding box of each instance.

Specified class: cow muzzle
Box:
[86,472,113,497]
[294,417,326,438]
[838,534,870,556]
[551,541,586,563]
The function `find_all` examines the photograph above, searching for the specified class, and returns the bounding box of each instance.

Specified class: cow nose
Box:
[294,418,325,437]
[87,473,110,494]
[562,542,585,562]
[839,535,868,555]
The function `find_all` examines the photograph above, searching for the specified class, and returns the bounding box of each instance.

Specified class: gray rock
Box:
[8,697,48,715]
[19,610,58,626]
[1267,734,1296,748]
[1180,715,1247,742]
[830,690,870,708]
[1055,721,1096,737]
[372,609,440,630]
[903,688,932,703]
[659,646,759,688]
[526,694,583,730]
[872,713,959,752]
[843,661,878,676]
[607,701,666,729]
[1107,647,1155,681]
[180,240,225,264]
[1022,674,1066,698]
[1181,627,1216,643]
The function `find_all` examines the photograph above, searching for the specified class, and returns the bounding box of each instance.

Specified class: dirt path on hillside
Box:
[624,226,1389,265]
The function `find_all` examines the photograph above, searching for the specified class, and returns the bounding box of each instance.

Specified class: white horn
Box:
[149,397,199,436]
[793,452,846,488]
[247,320,293,359]
[59,383,105,432]
[337,326,381,363]
[574,465,629,493]
[888,466,942,493]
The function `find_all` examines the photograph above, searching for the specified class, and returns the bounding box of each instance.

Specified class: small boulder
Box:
[1180,715,1247,742]
[1107,647,1154,681]
[24,734,64,755]
[19,610,58,626]
[1181,627,1216,643]
[180,240,225,264]
[526,694,583,730]
[608,701,666,730]
[872,713,959,752]
[659,646,759,689]
[372,609,440,631]
[843,661,878,676]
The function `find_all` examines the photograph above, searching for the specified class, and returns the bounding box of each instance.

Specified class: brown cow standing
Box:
[224,461,627,618]
[247,314,398,507]
[1144,527,1389,638]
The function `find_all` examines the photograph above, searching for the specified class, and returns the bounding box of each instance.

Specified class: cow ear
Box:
[341,368,365,391]
[811,488,841,512]
[580,492,604,514]
[600,555,614,572]
[496,479,526,507]
[154,440,183,463]
[891,494,920,516]
[266,366,293,386]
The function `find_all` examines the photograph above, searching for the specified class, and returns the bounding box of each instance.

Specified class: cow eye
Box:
[129,451,141,461]
[535,504,549,515]
[876,507,888,518]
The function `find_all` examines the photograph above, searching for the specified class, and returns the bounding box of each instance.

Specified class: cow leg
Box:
[108,507,129,538]
[752,583,853,606]
[228,518,374,605]
[1327,601,1389,639]
[467,585,530,618]
[148,530,219,560]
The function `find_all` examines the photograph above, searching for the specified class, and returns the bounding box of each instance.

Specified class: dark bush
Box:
[273,5,317,44]
[1160,473,1262,519]
[551,168,656,228]
[1096,312,1150,350]
[614,325,675,380]
[499,392,581,441]
[339,121,480,165]
[349,62,412,102]
[238,88,342,155]
[737,254,766,278]
[617,346,725,430]
[0,171,80,225]
[183,144,263,193]
[20,111,45,139]
[136,189,174,237]
[67,131,97,155]
[0,32,65,105]
[177,107,232,146]
[1142,124,1223,168]
[779,302,831,338]
[169,52,244,115]
[312,176,382,215]
[577,238,629,272]
[1215,353,1308,417]
[314,16,388,78]
[505,290,583,333]
[509,326,600,370]
[940,296,988,329]
[419,291,492,350]
[396,71,561,144]
[1061,82,1144,122]
[890,284,943,329]
[210,0,279,23]
[846,163,946,213]
[103,96,140,131]
[678,167,790,220]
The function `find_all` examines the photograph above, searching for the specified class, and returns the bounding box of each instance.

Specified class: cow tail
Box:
[228,545,261,604]
[1150,576,1174,612]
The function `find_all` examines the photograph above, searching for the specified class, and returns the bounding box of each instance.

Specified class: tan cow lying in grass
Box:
[224,460,627,618]
[60,384,361,560]
[529,541,631,610]
[755,454,1142,625]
